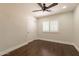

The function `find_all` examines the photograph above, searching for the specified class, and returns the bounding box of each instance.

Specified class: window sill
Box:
[42,32,59,34]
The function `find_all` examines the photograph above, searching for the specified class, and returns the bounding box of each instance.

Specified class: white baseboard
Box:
[0,38,79,56]
[37,38,79,52]
[37,38,73,45]
[0,40,34,56]
[72,43,79,52]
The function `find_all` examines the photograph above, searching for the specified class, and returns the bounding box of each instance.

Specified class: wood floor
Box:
[3,40,79,56]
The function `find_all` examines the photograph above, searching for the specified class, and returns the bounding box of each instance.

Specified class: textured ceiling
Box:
[32,3,78,18]
[0,3,78,18]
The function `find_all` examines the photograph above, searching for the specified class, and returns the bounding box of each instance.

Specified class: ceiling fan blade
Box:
[46,3,58,9]
[37,3,43,10]
[46,10,51,12]
[32,10,42,12]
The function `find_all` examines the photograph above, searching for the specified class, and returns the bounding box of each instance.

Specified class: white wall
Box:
[37,12,73,44]
[73,5,79,48]
[0,4,37,52]
[0,3,79,54]
[26,16,37,42]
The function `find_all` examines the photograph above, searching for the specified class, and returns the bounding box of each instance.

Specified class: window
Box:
[42,20,58,32]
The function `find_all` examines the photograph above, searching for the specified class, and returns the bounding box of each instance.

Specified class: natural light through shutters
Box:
[43,21,49,32]
[42,20,58,32]
[50,20,58,32]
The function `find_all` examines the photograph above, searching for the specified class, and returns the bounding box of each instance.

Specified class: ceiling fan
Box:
[32,3,58,12]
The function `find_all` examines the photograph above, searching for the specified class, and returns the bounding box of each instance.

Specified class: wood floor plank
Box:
[3,40,79,56]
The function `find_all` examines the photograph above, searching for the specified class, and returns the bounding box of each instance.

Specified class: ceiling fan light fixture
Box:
[63,6,67,9]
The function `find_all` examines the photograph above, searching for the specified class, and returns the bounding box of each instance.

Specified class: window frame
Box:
[42,20,59,33]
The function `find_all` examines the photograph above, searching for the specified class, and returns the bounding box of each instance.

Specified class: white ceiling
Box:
[32,3,78,18]
[0,3,78,18]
